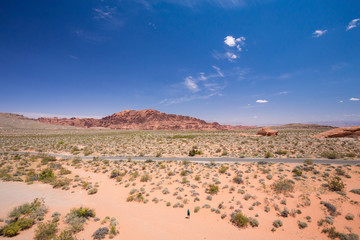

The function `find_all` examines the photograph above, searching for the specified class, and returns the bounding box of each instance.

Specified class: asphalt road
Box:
[5,151,360,165]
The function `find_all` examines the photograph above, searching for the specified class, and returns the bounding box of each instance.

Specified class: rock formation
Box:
[313,126,360,138]
[256,127,278,136]
[37,109,252,131]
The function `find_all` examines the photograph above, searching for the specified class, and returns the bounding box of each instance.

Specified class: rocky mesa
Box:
[37,109,252,131]
[313,126,360,138]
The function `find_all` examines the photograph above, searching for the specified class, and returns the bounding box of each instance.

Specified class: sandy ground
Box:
[1,158,360,240]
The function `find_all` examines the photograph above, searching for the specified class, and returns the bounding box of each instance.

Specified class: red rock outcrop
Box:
[313,126,360,138]
[37,109,253,131]
[256,127,278,136]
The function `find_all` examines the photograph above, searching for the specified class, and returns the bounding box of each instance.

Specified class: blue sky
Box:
[0,0,359,125]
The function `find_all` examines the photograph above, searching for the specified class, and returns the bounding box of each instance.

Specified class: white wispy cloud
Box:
[256,99,268,103]
[184,76,199,92]
[346,18,360,31]
[212,65,224,77]
[226,52,238,61]
[277,91,288,95]
[350,97,359,101]
[160,93,220,105]
[224,35,246,51]
[73,29,107,43]
[312,30,327,38]
[94,6,117,19]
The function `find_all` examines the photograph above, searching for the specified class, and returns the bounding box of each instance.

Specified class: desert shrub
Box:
[207,184,219,195]
[0,222,20,237]
[52,178,71,189]
[249,218,259,227]
[39,168,55,183]
[54,230,76,240]
[34,221,58,240]
[345,213,354,220]
[321,152,339,159]
[275,150,287,155]
[59,168,71,175]
[304,159,313,165]
[9,198,47,220]
[26,170,39,182]
[219,165,229,174]
[65,207,95,233]
[92,227,109,240]
[298,221,307,229]
[88,188,98,195]
[273,219,283,228]
[195,175,200,181]
[271,179,294,194]
[292,169,302,176]
[322,202,337,216]
[180,170,187,176]
[41,155,56,165]
[127,193,144,202]
[16,217,34,230]
[70,207,95,219]
[322,227,359,240]
[188,146,201,156]
[140,174,151,182]
[328,176,345,192]
[194,206,200,213]
[350,189,360,195]
[233,176,244,184]
[230,212,249,228]
[264,152,274,158]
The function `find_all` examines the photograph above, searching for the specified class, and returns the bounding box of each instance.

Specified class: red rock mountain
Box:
[37,109,252,130]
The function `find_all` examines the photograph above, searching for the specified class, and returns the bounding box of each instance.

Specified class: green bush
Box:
[328,176,345,192]
[233,176,244,184]
[207,184,219,195]
[265,152,274,158]
[34,221,58,240]
[16,217,34,230]
[188,146,201,156]
[219,165,229,174]
[304,159,313,165]
[271,179,294,194]
[54,230,75,240]
[70,207,95,219]
[321,152,339,159]
[0,222,20,237]
[39,168,55,183]
[140,174,151,182]
[230,212,249,228]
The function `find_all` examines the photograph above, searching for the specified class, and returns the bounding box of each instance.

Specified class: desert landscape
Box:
[0,111,359,240]
[1,1,360,239]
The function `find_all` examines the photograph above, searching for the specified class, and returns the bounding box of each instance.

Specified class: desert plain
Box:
[0,113,359,240]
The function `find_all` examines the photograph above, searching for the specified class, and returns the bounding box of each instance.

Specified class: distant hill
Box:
[0,113,78,130]
[274,123,334,129]
[37,109,253,131]
[306,121,360,128]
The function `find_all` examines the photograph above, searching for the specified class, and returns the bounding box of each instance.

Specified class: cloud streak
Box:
[346,18,360,31]
[312,30,327,38]
[350,97,359,101]
[256,99,268,103]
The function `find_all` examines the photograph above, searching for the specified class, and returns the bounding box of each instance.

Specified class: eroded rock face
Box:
[37,109,253,131]
[313,126,360,138]
[256,127,278,136]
